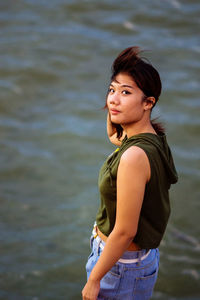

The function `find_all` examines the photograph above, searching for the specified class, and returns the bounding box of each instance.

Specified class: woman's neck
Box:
[122,120,157,138]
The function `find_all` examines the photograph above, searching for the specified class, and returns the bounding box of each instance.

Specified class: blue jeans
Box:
[86,234,160,300]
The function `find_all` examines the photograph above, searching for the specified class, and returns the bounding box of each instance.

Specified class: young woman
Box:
[82,47,178,300]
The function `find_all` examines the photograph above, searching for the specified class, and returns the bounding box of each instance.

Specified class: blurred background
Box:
[0,0,200,299]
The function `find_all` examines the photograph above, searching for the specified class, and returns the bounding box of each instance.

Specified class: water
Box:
[0,0,200,299]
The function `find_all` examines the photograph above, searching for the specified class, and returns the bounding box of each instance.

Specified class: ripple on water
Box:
[0,0,200,299]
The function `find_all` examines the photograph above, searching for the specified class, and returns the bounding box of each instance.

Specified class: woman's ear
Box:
[144,97,156,110]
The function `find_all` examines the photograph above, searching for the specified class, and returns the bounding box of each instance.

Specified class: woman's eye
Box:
[122,90,131,95]
[109,88,115,93]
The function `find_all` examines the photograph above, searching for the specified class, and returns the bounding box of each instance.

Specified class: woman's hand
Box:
[107,113,123,146]
[82,278,100,300]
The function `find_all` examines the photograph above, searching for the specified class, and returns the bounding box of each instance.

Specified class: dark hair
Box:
[106,46,165,138]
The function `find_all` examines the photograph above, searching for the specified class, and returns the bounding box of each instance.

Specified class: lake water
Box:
[0,0,200,299]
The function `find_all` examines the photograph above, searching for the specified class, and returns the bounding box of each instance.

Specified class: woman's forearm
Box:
[88,229,133,282]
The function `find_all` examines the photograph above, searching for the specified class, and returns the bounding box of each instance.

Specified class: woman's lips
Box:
[110,109,120,115]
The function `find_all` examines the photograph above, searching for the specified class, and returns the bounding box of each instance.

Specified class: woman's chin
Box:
[110,116,121,124]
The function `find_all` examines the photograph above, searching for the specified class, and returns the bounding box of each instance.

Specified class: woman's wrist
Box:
[88,271,101,283]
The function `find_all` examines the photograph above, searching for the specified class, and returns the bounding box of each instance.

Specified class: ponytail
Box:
[151,118,165,134]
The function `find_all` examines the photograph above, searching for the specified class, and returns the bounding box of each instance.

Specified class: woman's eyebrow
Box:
[110,82,134,89]
[121,84,134,89]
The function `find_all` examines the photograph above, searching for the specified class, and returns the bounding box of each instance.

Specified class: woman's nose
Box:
[109,93,120,105]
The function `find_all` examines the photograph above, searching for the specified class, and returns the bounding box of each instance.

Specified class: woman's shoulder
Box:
[120,146,150,168]
[119,146,150,181]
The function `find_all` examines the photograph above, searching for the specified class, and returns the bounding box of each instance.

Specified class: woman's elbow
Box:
[113,227,137,242]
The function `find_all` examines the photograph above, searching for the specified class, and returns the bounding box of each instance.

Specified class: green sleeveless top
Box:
[96,133,178,249]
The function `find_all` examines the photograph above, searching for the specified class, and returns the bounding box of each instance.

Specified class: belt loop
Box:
[90,235,94,249]
[137,250,143,266]
[96,238,101,256]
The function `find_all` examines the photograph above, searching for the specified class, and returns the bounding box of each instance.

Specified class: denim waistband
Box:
[92,222,151,263]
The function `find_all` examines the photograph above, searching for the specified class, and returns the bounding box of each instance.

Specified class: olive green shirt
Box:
[96,133,178,249]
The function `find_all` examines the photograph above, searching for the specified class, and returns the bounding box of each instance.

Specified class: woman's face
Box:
[107,73,146,126]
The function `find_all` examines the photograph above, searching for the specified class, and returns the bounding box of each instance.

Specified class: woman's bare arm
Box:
[82,146,150,299]
[107,113,125,146]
